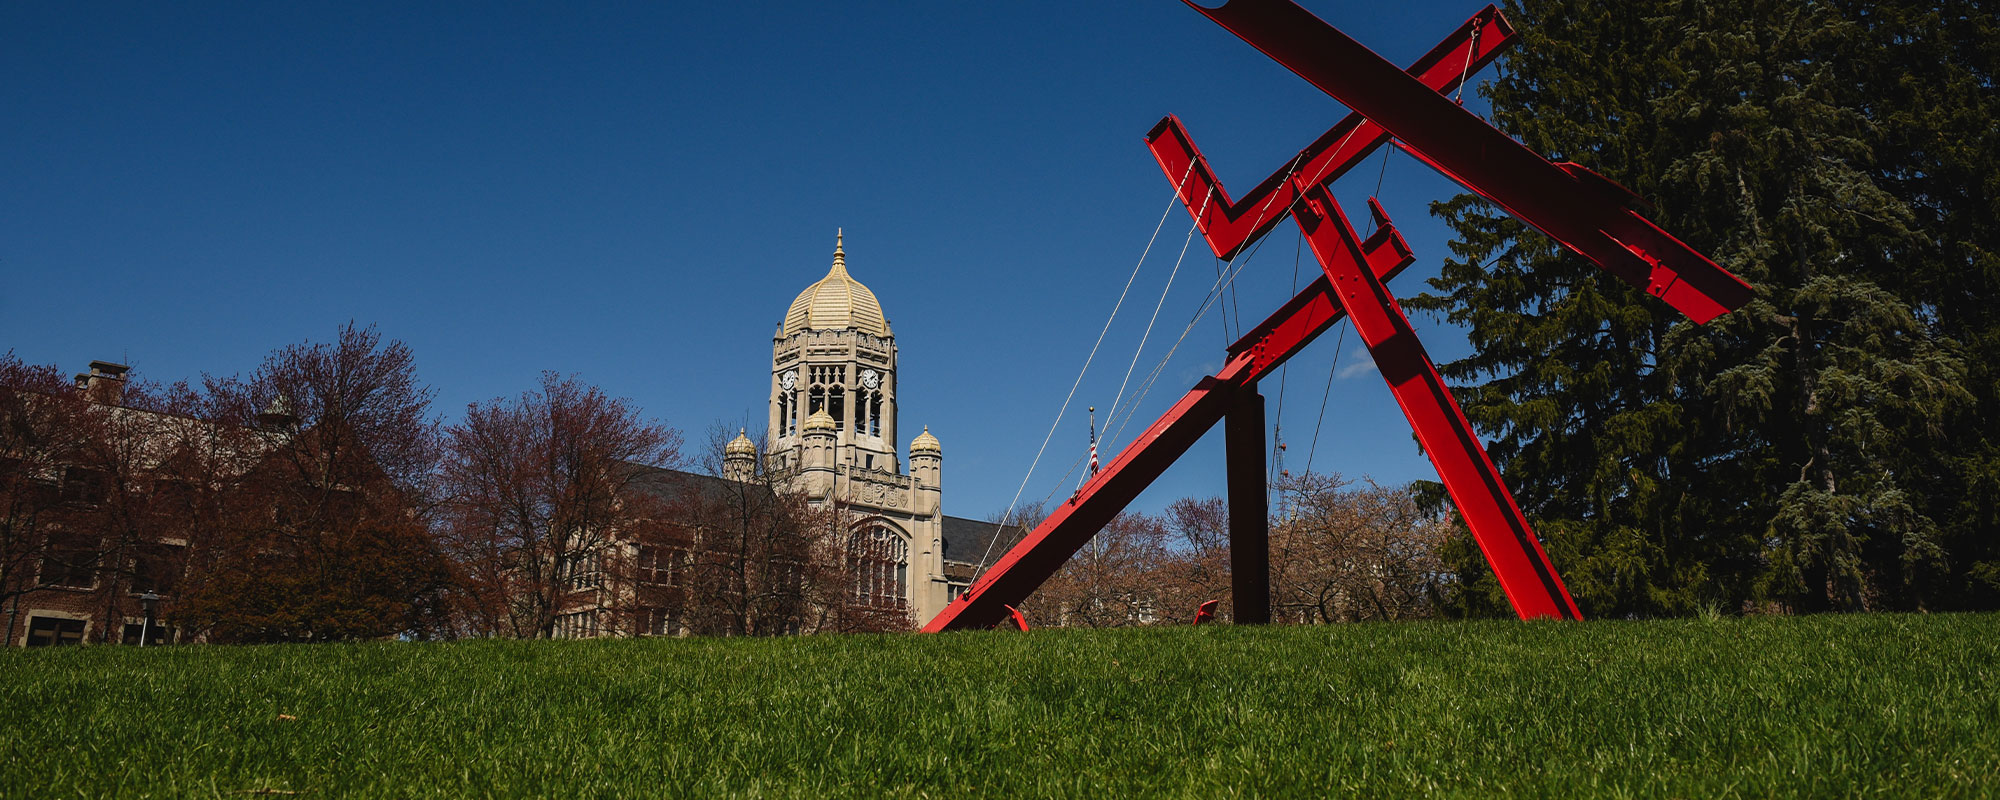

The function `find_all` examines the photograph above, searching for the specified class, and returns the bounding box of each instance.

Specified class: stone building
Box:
[4,235,1017,644]
[753,231,991,626]
[550,232,1016,637]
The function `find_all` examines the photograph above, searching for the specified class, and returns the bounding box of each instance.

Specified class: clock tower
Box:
[766,231,948,625]
[769,230,901,471]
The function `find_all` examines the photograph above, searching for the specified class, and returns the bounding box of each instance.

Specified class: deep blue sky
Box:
[4,1,1514,521]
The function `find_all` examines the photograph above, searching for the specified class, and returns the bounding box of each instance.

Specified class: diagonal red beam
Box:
[1146,5,1514,261]
[1293,185,1580,619]
[922,205,1415,633]
[1223,199,1412,378]
[1184,0,1754,324]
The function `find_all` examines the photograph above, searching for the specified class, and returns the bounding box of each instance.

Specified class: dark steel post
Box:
[1226,383,1271,624]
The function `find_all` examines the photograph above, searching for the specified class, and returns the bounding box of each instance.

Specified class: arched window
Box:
[850,525,908,611]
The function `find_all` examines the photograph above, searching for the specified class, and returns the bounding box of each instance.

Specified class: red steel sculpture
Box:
[922,1,1753,632]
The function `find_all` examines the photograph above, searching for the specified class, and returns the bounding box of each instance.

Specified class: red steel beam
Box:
[922,204,1415,633]
[1184,0,1754,324]
[926,375,1235,632]
[1146,5,1514,260]
[1294,184,1580,619]
[1224,199,1410,379]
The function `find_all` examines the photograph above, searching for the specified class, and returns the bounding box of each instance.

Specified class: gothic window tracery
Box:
[806,366,849,431]
[850,525,907,611]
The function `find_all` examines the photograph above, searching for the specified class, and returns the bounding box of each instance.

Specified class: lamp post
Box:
[137,591,159,647]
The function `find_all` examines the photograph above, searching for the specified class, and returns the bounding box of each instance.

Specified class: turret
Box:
[799,409,839,497]
[910,426,942,519]
[910,426,941,485]
[723,429,756,481]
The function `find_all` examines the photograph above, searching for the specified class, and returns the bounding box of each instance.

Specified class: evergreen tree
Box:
[1408,0,1989,616]
[1839,1,2000,609]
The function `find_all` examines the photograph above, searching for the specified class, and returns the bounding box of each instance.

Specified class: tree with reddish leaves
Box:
[0,353,202,644]
[170,324,456,642]
[440,372,682,639]
[0,353,106,637]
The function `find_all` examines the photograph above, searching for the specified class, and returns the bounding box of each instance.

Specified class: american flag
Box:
[1088,407,1099,476]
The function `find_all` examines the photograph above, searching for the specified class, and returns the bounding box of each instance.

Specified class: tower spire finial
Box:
[829,228,848,275]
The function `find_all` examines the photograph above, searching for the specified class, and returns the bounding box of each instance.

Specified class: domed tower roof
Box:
[783,230,891,337]
[910,426,941,456]
[725,429,756,456]
[803,409,837,432]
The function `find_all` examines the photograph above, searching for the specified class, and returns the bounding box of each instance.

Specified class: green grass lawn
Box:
[3,614,1996,798]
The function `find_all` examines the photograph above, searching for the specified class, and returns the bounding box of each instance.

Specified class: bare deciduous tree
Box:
[1021,511,1168,628]
[1271,473,1449,623]
[1154,496,1232,624]
[666,426,855,636]
[440,371,681,638]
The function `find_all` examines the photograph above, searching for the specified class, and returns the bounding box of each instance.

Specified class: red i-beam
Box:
[1182,0,1752,323]
[923,1,1750,632]
[924,203,1417,632]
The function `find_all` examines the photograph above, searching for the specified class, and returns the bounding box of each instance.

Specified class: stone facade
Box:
[763,232,962,626]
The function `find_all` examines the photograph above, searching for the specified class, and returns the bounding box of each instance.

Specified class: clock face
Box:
[780,370,798,389]
[861,369,880,389]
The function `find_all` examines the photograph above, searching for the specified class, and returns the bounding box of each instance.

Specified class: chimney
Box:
[75,361,130,406]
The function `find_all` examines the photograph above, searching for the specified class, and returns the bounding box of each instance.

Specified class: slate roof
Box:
[940,515,1028,569]
[620,464,1026,580]
[624,465,758,503]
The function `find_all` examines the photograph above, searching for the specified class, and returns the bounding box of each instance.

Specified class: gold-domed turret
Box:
[803,409,837,432]
[910,426,941,456]
[725,429,756,456]
[783,230,891,337]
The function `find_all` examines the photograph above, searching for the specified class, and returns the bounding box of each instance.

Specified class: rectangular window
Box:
[555,610,601,639]
[121,623,171,646]
[60,467,109,505]
[566,550,603,590]
[26,616,85,647]
[635,546,686,586]
[39,536,99,589]
[641,607,679,637]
